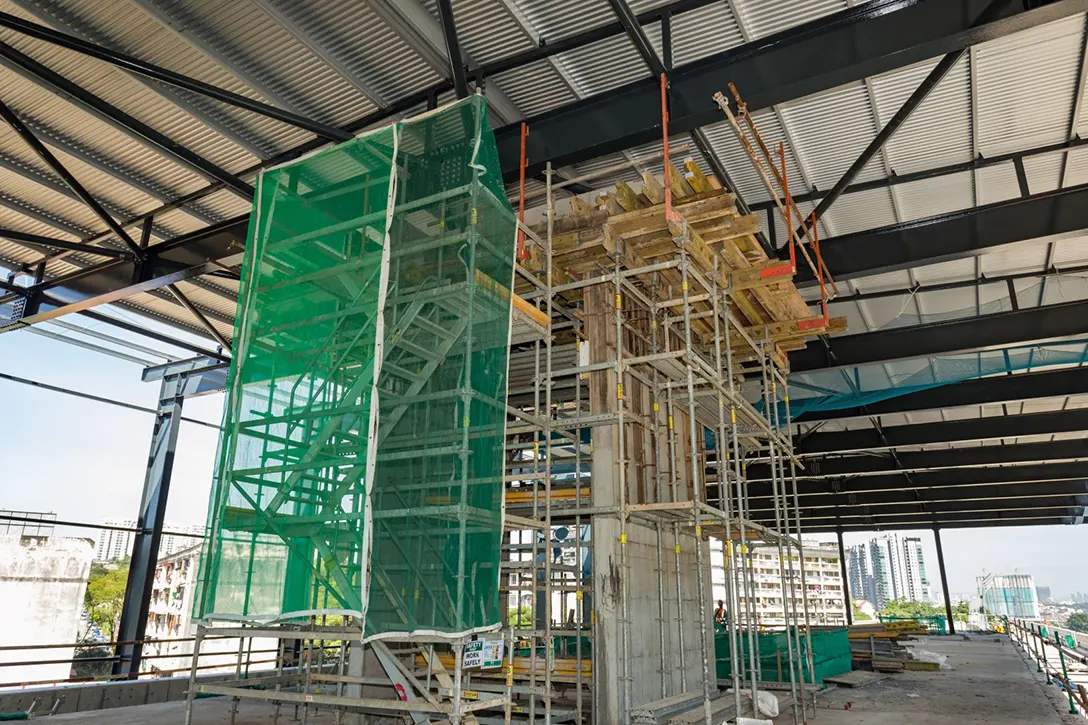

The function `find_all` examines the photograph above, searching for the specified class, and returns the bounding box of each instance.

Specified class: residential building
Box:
[710,539,847,627]
[901,536,931,603]
[95,520,205,562]
[1036,586,1052,604]
[978,573,1039,619]
[0,534,94,685]
[845,534,931,610]
[141,544,274,677]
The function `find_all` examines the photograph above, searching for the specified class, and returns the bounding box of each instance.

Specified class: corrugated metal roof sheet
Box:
[731,0,845,40]
[0,0,1084,357]
[868,56,972,176]
[975,14,1085,157]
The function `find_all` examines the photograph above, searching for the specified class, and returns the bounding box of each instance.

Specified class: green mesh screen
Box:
[194,96,514,640]
[781,336,1088,419]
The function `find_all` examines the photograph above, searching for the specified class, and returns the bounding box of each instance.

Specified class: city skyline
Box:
[2,327,1088,600]
[845,534,933,609]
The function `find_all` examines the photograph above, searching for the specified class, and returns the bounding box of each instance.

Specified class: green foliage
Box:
[507,605,532,628]
[1066,612,1088,633]
[85,561,129,641]
[952,600,970,621]
[72,644,112,679]
[879,598,944,620]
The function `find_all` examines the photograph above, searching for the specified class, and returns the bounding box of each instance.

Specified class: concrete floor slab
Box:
[774,635,1068,724]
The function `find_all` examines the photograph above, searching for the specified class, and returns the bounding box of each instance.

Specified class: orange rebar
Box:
[516,122,529,261]
[660,73,676,224]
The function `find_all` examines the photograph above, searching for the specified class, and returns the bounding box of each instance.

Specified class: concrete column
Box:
[584,286,707,721]
[933,527,956,635]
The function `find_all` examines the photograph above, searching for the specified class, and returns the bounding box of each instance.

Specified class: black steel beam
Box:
[0,10,351,143]
[749,461,1088,500]
[798,512,1074,533]
[790,298,1088,371]
[753,137,1088,214]
[837,530,852,624]
[777,504,1081,530]
[0,97,143,257]
[761,500,1085,528]
[796,408,1088,454]
[794,367,1088,422]
[0,40,253,198]
[795,182,1088,286]
[798,0,998,237]
[1,216,248,331]
[751,439,1088,480]
[934,527,956,634]
[607,0,667,77]
[436,0,468,99]
[493,0,1088,181]
[748,479,1088,510]
[166,283,232,352]
[0,228,129,259]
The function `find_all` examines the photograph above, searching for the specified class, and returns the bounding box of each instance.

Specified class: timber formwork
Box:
[494,79,839,724]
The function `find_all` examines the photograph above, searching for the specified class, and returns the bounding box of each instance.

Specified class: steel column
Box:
[837,530,852,626]
[933,528,956,635]
[113,357,227,677]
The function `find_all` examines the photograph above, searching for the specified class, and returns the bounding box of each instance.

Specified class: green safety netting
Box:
[862,278,1088,331]
[193,96,515,641]
[781,337,1088,419]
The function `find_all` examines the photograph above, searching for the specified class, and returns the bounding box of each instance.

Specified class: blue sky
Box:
[1,314,1086,599]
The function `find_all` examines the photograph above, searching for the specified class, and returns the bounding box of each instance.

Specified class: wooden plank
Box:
[684,159,712,193]
[615,180,643,211]
[731,260,794,291]
[700,214,763,245]
[641,170,665,204]
[569,196,594,215]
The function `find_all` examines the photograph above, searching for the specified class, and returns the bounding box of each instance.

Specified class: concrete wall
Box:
[0,534,93,686]
[593,517,715,719]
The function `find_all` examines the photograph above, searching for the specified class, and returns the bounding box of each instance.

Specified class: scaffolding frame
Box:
[496,142,828,725]
[181,85,834,724]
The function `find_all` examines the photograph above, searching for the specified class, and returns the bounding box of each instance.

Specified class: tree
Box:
[507,605,532,628]
[85,561,130,641]
[952,601,970,621]
[879,598,944,620]
[1066,612,1088,633]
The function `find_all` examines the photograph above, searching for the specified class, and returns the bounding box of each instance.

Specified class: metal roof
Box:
[1,0,1087,529]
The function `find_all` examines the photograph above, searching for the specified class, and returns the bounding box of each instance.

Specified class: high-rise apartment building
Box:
[901,536,930,602]
[710,540,847,627]
[978,573,1039,619]
[845,534,931,610]
[94,520,205,562]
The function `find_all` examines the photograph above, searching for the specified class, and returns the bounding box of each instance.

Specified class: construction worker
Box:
[714,599,727,625]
